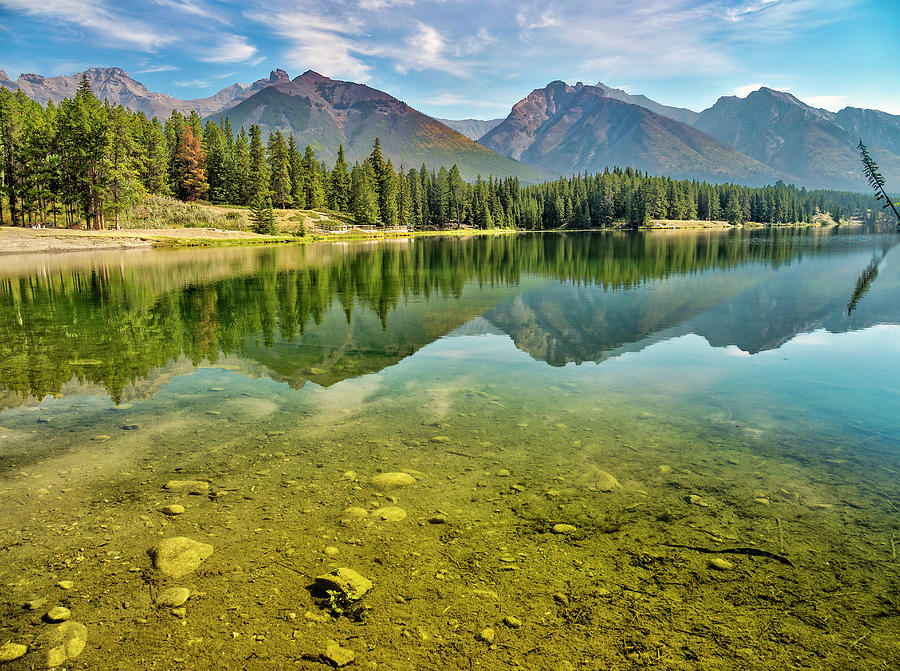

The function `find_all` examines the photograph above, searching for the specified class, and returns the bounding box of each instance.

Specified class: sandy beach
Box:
[0,226,277,254]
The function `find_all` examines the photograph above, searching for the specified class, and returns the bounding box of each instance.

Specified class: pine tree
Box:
[267,131,291,208]
[231,128,252,205]
[328,144,351,211]
[203,120,228,203]
[302,145,325,209]
[248,124,269,199]
[56,76,108,228]
[173,126,209,202]
[104,104,143,228]
[250,193,277,235]
[350,162,380,226]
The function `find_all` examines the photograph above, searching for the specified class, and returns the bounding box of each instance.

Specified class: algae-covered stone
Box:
[156,587,191,607]
[44,606,71,622]
[594,469,621,492]
[0,642,27,663]
[708,557,735,571]
[151,537,214,578]
[164,480,209,493]
[343,506,369,518]
[315,568,372,600]
[373,506,407,522]
[323,639,355,667]
[370,472,416,489]
[552,523,577,534]
[44,621,87,668]
[160,504,185,516]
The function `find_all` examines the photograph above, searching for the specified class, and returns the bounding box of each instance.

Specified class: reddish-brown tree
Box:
[173,126,209,202]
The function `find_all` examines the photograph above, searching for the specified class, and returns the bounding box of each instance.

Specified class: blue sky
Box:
[1,0,898,118]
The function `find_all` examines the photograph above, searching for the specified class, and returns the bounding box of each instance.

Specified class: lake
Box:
[1,229,898,669]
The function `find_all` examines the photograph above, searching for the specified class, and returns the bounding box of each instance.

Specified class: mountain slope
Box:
[208,71,550,182]
[693,87,900,190]
[480,81,781,184]
[435,118,504,141]
[0,67,288,118]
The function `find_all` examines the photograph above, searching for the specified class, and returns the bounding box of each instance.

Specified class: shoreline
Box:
[0,219,842,255]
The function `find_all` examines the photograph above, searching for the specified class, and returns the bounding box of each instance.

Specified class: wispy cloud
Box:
[245,7,373,80]
[393,23,472,77]
[174,78,211,87]
[0,0,174,50]
[153,0,229,23]
[136,64,180,74]
[358,0,416,9]
[199,33,258,64]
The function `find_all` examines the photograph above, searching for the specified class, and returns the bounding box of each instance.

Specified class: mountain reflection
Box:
[1,230,896,402]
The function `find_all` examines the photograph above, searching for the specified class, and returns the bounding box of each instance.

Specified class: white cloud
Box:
[0,0,174,50]
[420,92,509,109]
[516,8,560,31]
[359,0,416,9]
[153,0,228,23]
[199,33,258,64]
[390,23,482,77]
[174,78,211,87]
[801,94,846,110]
[245,8,373,80]
[734,82,764,97]
[136,64,180,73]
[723,0,779,23]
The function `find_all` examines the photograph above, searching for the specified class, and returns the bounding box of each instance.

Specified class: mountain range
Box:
[3,65,900,191]
[203,70,549,182]
[479,80,780,185]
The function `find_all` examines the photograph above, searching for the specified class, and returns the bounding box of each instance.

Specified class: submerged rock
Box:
[151,537,214,578]
[552,523,577,535]
[708,557,735,571]
[164,480,209,493]
[44,606,71,622]
[0,642,28,663]
[594,469,621,492]
[44,621,87,668]
[322,639,355,667]
[160,504,185,516]
[343,506,369,518]
[373,506,407,522]
[370,472,416,489]
[315,568,372,600]
[157,587,191,607]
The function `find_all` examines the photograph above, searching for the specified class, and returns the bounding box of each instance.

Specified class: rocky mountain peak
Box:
[20,73,46,84]
[269,68,290,83]
[297,70,331,84]
[0,70,10,82]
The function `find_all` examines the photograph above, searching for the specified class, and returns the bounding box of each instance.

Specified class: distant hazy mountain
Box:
[480,80,780,184]
[692,87,900,190]
[832,107,900,157]
[0,66,288,118]
[435,118,504,141]
[593,82,700,126]
[208,71,550,182]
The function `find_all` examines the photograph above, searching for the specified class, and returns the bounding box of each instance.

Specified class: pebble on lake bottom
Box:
[0,642,28,663]
[45,606,71,622]
[156,587,191,608]
[708,557,735,571]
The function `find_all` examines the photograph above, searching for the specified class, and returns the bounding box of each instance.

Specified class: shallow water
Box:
[0,230,898,669]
